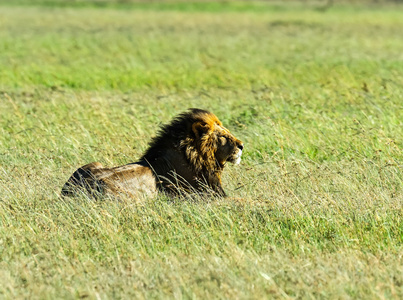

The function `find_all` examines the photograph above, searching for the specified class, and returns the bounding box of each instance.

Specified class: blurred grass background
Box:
[0,0,402,299]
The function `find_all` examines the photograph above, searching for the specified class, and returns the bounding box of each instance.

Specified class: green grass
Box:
[1,2,403,299]
[0,0,302,11]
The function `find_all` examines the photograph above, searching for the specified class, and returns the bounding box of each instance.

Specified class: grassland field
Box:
[0,1,402,299]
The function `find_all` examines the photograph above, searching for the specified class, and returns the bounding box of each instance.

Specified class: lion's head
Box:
[181,109,243,171]
[142,108,243,196]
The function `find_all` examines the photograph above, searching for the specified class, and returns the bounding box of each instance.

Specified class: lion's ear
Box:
[192,122,211,138]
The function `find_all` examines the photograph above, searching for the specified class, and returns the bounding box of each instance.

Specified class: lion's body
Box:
[61,109,243,199]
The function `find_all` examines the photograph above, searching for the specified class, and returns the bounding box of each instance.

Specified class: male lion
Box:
[61,108,243,199]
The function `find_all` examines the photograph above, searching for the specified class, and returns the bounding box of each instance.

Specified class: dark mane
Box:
[141,108,212,162]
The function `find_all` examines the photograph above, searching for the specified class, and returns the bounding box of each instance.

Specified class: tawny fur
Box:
[61,108,243,199]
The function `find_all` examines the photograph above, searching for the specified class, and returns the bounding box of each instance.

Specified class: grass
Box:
[0,1,402,299]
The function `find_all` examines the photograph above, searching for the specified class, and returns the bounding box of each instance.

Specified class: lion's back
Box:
[61,162,157,199]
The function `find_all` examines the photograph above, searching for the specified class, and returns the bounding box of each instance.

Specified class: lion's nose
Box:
[238,143,244,151]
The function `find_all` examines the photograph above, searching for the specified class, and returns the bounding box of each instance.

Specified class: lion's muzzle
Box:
[233,143,243,165]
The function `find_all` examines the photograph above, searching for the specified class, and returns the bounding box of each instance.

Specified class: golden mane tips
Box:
[187,108,222,128]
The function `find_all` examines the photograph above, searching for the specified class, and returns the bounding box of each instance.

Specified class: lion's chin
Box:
[230,149,242,165]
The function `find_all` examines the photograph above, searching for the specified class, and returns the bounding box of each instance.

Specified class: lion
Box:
[61,108,244,199]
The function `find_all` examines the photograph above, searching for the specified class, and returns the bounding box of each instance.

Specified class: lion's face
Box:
[214,126,243,166]
[190,111,243,169]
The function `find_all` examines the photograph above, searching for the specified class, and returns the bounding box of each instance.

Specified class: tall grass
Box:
[0,2,402,299]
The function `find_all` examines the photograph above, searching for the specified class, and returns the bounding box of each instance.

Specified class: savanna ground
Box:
[0,0,402,299]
